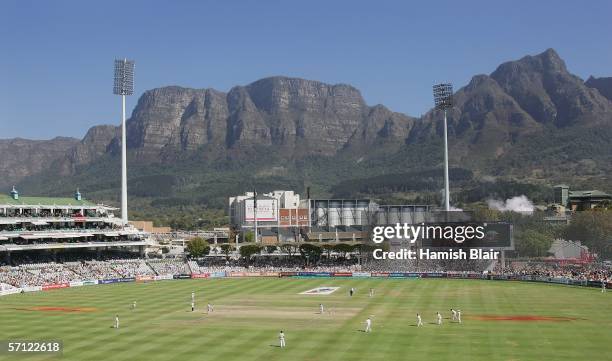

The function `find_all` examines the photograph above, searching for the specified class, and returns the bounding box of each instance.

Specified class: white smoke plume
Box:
[487,195,534,214]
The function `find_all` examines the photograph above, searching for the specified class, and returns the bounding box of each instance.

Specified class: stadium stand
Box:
[147,259,190,275]
[0,254,610,289]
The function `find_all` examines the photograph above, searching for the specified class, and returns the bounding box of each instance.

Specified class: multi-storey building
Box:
[0,187,148,264]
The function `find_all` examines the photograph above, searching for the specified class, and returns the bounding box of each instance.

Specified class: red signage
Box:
[136,275,155,282]
[191,274,210,279]
[279,209,309,226]
[42,283,70,291]
[332,272,352,277]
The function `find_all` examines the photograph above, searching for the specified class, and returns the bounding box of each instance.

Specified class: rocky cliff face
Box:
[0,137,79,187]
[1,77,416,188]
[73,49,611,166]
[585,76,612,102]
[117,76,414,159]
[412,49,612,162]
[231,77,370,155]
[490,49,611,127]
[5,48,612,197]
[69,125,119,165]
[414,74,541,146]
[126,86,228,154]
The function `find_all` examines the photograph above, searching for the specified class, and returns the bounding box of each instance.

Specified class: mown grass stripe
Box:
[0,278,610,361]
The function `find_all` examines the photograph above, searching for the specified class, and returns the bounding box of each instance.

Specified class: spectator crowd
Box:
[1,253,610,289]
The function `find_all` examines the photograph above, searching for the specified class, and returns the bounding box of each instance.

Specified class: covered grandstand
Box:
[0,188,149,265]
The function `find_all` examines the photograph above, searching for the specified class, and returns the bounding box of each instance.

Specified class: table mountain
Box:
[111,76,414,161]
[5,49,612,210]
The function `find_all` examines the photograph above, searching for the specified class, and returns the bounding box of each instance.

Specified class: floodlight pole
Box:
[121,91,128,226]
[443,108,450,212]
[114,58,134,227]
[433,83,453,212]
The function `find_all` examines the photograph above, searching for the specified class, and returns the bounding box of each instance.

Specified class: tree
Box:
[220,244,235,260]
[333,243,354,259]
[265,245,277,254]
[299,243,322,265]
[186,237,210,258]
[244,231,255,243]
[564,210,612,258]
[280,243,297,257]
[594,200,612,210]
[321,244,335,259]
[516,229,554,257]
[471,206,501,222]
[239,244,262,263]
[353,243,376,260]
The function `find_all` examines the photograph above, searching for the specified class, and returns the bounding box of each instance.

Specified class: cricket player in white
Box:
[365,318,372,332]
[437,312,442,325]
[114,315,120,329]
[451,308,457,321]
[417,313,423,327]
[457,310,462,323]
[191,301,195,312]
[369,288,374,297]
[603,279,607,293]
[132,301,137,310]
[279,331,286,348]
[320,304,324,314]
[207,303,213,313]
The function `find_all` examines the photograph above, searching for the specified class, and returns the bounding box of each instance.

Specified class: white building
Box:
[229,191,304,243]
[229,190,301,226]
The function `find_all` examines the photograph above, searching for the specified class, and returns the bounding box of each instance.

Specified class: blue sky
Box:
[1,0,611,139]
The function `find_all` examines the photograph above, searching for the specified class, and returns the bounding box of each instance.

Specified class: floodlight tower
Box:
[433,83,453,212]
[114,59,135,226]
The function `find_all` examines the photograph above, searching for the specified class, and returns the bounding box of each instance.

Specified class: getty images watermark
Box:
[370,223,504,261]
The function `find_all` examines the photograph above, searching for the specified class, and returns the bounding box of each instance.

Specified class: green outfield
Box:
[0,278,610,361]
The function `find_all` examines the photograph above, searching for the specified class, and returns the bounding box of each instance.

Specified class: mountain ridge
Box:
[4,49,612,213]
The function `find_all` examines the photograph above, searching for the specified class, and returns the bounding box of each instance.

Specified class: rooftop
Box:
[0,194,96,207]
[569,190,611,199]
